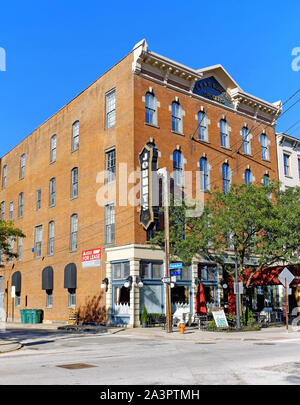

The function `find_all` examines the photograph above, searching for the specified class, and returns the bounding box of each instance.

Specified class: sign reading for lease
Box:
[82,249,101,268]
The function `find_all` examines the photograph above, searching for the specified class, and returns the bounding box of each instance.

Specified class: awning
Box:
[64,263,77,289]
[11,271,21,294]
[42,266,53,290]
[195,282,207,315]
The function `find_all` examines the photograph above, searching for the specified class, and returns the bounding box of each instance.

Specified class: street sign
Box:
[170,270,182,276]
[169,263,183,269]
[278,267,294,286]
[11,286,15,298]
[171,276,177,283]
[162,277,171,284]
[234,282,243,295]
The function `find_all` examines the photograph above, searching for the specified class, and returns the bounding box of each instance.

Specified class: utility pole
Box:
[234,247,241,330]
[157,168,172,333]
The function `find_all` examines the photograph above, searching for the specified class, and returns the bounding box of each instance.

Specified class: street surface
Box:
[1,327,300,385]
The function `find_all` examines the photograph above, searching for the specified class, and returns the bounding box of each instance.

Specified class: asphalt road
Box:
[1,328,300,386]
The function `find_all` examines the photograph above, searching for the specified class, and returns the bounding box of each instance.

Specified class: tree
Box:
[150,182,300,326]
[0,220,25,264]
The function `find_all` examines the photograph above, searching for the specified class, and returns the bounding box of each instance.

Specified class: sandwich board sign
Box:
[212,307,229,329]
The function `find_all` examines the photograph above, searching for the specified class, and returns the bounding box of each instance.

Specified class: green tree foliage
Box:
[0,220,25,264]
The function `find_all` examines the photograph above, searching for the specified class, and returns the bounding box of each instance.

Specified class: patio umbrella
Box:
[196,282,207,315]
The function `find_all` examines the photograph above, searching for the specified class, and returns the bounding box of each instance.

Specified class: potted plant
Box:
[141,305,148,328]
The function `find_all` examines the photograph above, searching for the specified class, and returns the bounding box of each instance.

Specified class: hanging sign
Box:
[82,248,101,268]
[139,142,158,230]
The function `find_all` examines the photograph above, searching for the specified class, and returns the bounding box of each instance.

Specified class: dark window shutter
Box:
[42,266,53,290]
[12,271,21,293]
[64,263,77,289]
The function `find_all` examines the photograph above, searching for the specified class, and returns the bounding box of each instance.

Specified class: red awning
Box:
[196,282,207,315]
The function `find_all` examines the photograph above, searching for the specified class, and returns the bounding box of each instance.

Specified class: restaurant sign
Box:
[139,142,158,230]
[82,248,101,268]
[193,76,233,108]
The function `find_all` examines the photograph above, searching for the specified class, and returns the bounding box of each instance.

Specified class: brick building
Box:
[0,39,281,326]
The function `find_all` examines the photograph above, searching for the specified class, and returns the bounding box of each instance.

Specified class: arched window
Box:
[2,165,7,189]
[50,134,57,163]
[198,111,208,141]
[222,163,231,194]
[245,169,251,184]
[260,134,269,160]
[173,150,183,186]
[71,168,78,199]
[263,174,270,186]
[48,221,55,256]
[242,126,250,155]
[200,157,209,191]
[145,92,157,126]
[49,178,56,207]
[19,153,25,179]
[172,101,182,133]
[220,119,229,148]
[72,121,79,152]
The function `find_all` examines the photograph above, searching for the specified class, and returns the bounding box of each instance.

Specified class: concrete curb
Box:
[0,339,23,354]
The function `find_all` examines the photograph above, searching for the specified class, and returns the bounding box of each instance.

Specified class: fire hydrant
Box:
[179,322,185,334]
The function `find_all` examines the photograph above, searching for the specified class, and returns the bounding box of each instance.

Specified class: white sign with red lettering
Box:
[82,249,101,268]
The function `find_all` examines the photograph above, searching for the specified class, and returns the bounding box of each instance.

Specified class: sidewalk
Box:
[113,325,300,342]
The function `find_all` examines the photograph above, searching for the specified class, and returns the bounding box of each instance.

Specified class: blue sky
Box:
[0,0,299,157]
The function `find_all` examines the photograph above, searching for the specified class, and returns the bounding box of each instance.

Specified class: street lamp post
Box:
[157,168,172,333]
[234,247,242,330]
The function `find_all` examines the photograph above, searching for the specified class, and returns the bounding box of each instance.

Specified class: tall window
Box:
[7,236,14,263]
[260,134,269,160]
[172,101,182,133]
[242,126,251,155]
[34,225,43,258]
[0,201,5,220]
[173,150,184,186]
[200,157,209,191]
[48,221,55,256]
[9,201,13,220]
[49,178,56,207]
[105,148,116,184]
[2,165,7,189]
[19,154,25,179]
[283,154,291,176]
[71,168,78,199]
[18,193,24,218]
[105,203,115,245]
[145,92,157,126]
[263,174,270,186]
[17,237,22,262]
[105,89,116,129]
[72,121,79,152]
[36,189,41,211]
[198,111,208,141]
[50,134,57,163]
[245,169,251,184]
[220,119,229,148]
[70,214,78,252]
[222,163,231,194]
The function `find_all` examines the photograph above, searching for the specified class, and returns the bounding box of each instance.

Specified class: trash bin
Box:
[32,309,43,324]
[36,309,43,324]
[26,309,33,324]
[20,309,26,324]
